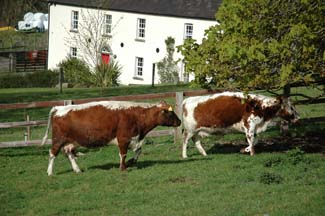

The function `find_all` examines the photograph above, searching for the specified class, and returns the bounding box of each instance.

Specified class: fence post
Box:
[64,100,72,106]
[59,68,63,94]
[26,115,31,141]
[174,92,183,144]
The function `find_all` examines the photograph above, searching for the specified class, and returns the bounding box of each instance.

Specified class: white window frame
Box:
[135,57,144,77]
[70,47,77,57]
[136,18,146,40]
[184,23,193,39]
[104,14,112,35]
[71,10,79,31]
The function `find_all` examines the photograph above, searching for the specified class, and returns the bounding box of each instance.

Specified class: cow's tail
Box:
[41,107,56,146]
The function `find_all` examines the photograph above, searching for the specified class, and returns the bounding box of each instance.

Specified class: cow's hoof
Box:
[240,148,246,154]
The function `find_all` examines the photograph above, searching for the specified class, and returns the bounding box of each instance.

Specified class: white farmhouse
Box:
[48,0,221,85]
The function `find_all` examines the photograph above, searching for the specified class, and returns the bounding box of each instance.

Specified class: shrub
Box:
[93,61,122,87]
[58,57,93,87]
[157,37,179,84]
[259,172,284,184]
[263,157,283,167]
[287,148,305,165]
[0,70,59,88]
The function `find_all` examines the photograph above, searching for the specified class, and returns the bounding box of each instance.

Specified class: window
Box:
[136,18,146,40]
[184,23,193,39]
[70,47,77,57]
[71,11,79,31]
[135,57,144,77]
[104,14,112,35]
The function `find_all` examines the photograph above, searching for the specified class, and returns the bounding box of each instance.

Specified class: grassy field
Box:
[0,85,324,215]
[1,137,324,216]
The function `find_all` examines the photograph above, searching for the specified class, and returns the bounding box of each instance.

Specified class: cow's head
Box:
[157,101,181,127]
[277,97,299,123]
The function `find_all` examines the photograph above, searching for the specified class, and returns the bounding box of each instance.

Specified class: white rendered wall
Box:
[48,4,218,85]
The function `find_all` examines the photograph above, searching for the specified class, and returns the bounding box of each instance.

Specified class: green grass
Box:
[1,136,324,216]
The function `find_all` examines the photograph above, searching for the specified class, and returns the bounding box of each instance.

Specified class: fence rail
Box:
[0,89,324,148]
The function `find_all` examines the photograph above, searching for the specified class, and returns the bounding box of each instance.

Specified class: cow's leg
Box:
[64,144,81,173]
[244,121,257,156]
[47,150,56,176]
[192,135,207,157]
[182,130,192,158]
[126,139,144,166]
[118,140,129,171]
[47,141,62,176]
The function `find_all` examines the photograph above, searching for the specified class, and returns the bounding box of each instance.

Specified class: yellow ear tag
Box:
[168,106,173,112]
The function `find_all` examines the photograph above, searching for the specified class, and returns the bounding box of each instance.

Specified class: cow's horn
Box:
[168,106,173,111]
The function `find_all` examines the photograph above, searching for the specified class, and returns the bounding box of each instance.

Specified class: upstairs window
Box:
[70,47,77,57]
[184,23,193,39]
[104,14,112,35]
[71,10,79,31]
[136,18,146,40]
[135,57,144,77]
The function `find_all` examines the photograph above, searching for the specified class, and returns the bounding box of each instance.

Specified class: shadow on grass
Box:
[207,130,325,155]
[89,157,209,171]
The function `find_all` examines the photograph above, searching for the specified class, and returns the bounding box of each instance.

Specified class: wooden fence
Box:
[0,89,324,148]
[0,50,47,73]
[0,89,220,148]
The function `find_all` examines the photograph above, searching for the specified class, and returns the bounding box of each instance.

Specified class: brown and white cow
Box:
[182,91,299,158]
[41,100,181,175]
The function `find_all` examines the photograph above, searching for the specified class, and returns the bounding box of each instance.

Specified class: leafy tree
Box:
[178,0,325,91]
[158,37,180,84]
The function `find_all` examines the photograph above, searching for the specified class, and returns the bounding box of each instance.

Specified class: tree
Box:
[157,37,180,84]
[178,0,325,91]
[0,0,48,27]
[65,1,111,68]
[64,0,122,89]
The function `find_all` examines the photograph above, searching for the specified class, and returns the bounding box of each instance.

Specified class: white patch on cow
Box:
[109,137,119,146]
[230,119,246,133]
[128,135,141,150]
[63,143,76,153]
[256,120,272,134]
[54,101,156,117]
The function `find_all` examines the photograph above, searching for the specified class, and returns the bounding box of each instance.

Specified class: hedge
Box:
[0,70,59,88]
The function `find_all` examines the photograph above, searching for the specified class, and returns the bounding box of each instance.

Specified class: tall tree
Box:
[0,0,48,27]
[178,0,325,91]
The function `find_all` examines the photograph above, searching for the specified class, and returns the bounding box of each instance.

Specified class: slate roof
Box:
[48,0,222,20]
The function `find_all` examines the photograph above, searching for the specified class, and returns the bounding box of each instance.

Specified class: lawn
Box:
[0,136,324,216]
[0,85,324,215]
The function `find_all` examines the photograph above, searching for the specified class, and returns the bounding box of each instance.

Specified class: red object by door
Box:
[101,53,110,64]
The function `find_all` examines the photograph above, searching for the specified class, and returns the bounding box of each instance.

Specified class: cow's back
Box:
[53,105,122,147]
[184,95,246,128]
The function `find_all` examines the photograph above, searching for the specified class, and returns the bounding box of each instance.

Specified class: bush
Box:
[263,157,283,168]
[0,70,59,88]
[287,148,305,165]
[58,57,93,87]
[259,172,284,184]
[157,37,179,84]
[93,61,122,87]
